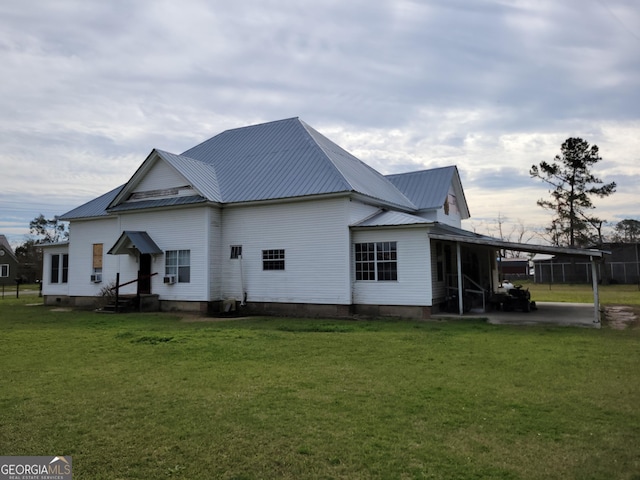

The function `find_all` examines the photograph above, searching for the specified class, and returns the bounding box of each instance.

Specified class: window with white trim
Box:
[165,250,191,283]
[355,242,397,281]
[92,243,103,282]
[262,249,285,270]
[50,254,69,284]
[1,264,8,277]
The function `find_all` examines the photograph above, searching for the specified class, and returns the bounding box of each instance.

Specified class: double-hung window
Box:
[262,249,285,270]
[50,254,69,284]
[0,264,8,277]
[355,242,397,281]
[165,250,191,283]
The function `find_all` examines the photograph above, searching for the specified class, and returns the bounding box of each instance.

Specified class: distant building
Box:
[533,242,640,284]
[0,235,19,287]
[497,257,530,280]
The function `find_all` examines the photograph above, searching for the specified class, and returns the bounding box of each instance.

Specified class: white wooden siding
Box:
[208,207,222,300]
[348,199,380,224]
[220,197,352,304]
[134,159,190,193]
[351,228,432,306]
[118,207,211,300]
[62,218,119,296]
[41,244,71,296]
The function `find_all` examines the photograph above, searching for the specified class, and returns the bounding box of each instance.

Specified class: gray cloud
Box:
[1,0,638,245]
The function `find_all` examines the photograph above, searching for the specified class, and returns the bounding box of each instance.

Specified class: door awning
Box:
[108,231,163,256]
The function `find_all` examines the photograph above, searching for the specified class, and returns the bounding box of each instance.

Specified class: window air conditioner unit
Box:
[90,274,102,283]
[163,275,176,285]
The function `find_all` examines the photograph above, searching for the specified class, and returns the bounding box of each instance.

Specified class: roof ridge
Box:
[299,121,416,210]
[386,165,456,178]
[182,117,300,156]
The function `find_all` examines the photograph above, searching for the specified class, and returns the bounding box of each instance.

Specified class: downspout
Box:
[239,255,246,306]
[590,256,600,326]
[457,242,463,315]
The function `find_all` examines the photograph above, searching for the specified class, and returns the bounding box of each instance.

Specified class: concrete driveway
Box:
[433,302,601,328]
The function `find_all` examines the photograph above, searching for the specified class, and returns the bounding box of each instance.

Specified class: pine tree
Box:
[530,137,616,247]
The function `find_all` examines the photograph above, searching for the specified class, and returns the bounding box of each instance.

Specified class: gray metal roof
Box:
[154,150,222,203]
[60,185,123,220]
[428,223,605,258]
[60,118,472,220]
[386,166,456,211]
[351,210,433,228]
[182,117,416,209]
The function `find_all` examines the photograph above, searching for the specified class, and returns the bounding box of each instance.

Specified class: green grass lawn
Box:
[517,280,640,306]
[1,299,639,479]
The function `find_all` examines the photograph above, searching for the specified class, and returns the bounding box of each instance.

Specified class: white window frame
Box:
[355,242,398,281]
[165,250,191,283]
[50,254,69,284]
[262,249,285,271]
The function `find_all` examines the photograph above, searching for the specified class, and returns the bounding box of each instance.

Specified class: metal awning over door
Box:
[107,231,163,256]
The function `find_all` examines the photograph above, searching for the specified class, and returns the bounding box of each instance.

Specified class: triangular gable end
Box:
[449,167,470,220]
[107,149,219,210]
[386,166,470,220]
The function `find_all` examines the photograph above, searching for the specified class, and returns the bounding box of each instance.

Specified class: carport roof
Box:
[428,223,606,258]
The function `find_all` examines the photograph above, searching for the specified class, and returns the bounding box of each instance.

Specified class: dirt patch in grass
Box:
[603,305,639,329]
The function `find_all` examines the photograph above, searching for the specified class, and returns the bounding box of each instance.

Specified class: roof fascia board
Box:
[66,215,117,223]
[451,167,470,219]
[351,222,432,231]
[349,192,416,213]
[428,233,605,258]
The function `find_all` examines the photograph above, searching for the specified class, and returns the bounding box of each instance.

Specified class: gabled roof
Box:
[0,234,18,261]
[108,149,222,208]
[386,166,470,219]
[60,118,473,220]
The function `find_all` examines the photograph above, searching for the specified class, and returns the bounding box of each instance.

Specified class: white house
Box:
[41,117,605,319]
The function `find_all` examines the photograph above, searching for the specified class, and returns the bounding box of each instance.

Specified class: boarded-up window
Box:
[93,244,103,269]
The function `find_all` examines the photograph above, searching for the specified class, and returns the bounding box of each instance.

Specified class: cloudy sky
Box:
[1,0,638,246]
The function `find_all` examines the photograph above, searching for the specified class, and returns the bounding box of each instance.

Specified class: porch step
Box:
[97,295,137,313]
[96,294,160,313]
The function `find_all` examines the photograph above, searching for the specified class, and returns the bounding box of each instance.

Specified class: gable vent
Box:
[128,185,193,201]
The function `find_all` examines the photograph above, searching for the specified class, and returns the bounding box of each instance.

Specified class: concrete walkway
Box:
[433,301,601,328]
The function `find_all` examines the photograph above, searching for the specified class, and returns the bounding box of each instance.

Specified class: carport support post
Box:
[457,242,464,315]
[591,256,600,324]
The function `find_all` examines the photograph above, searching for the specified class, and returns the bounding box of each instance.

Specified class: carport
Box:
[428,225,607,325]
